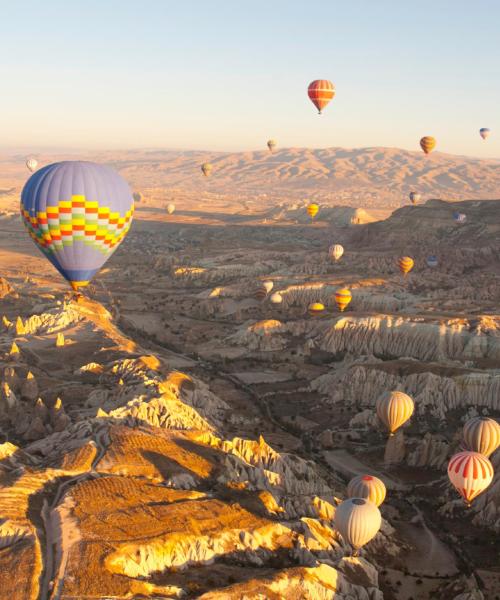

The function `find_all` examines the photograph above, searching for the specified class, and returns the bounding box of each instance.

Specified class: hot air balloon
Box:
[329,244,344,262]
[463,417,500,458]
[376,390,414,436]
[201,163,213,177]
[26,157,38,173]
[420,136,436,154]
[447,451,494,506]
[20,161,134,292]
[479,128,491,140]
[335,288,352,312]
[308,302,325,317]
[270,292,283,305]
[398,256,414,276]
[426,255,438,268]
[166,203,175,215]
[262,281,274,294]
[409,192,421,205]
[347,475,386,508]
[254,285,268,301]
[308,80,335,114]
[334,498,381,556]
[307,203,319,220]
[267,139,277,153]
[132,192,143,203]
[453,211,466,224]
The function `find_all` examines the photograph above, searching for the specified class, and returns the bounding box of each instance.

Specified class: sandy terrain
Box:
[0,148,498,599]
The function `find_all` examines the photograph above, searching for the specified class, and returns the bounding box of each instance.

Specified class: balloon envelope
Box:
[347,475,386,507]
[308,302,324,316]
[26,157,38,173]
[307,203,319,219]
[426,255,438,268]
[201,163,213,176]
[448,451,494,505]
[420,136,436,154]
[329,244,344,261]
[267,139,277,152]
[453,211,466,223]
[409,192,421,204]
[308,80,335,114]
[166,203,175,215]
[270,292,283,304]
[132,192,143,203]
[479,128,491,140]
[376,390,414,435]
[335,288,352,312]
[21,161,134,291]
[398,256,414,276]
[463,417,500,458]
[335,498,381,554]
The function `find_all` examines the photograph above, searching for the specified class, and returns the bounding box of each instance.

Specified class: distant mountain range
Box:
[1,147,499,207]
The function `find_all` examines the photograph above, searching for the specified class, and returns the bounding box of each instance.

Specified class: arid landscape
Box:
[0,147,498,599]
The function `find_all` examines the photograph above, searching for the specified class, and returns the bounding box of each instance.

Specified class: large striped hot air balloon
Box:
[308,80,335,114]
[420,136,436,154]
[308,302,325,317]
[307,203,319,220]
[267,139,277,153]
[26,157,38,173]
[463,417,500,458]
[335,288,352,312]
[447,451,494,506]
[21,161,134,292]
[479,128,491,140]
[334,498,381,556]
[376,390,414,436]
[201,163,213,177]
[409,192,421,205]
[347,475,386,507]
[254,281,273,301]
[398,256,414,276]
[329,244,344,262]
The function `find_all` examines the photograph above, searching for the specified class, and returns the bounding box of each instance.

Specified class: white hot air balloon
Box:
[479,128,491,140]
[270,292,283,304]
[329,244,344,262]
[335,498,381,556]
[26,157,38,173]
[167,203,176,215]
[447,451,494,506]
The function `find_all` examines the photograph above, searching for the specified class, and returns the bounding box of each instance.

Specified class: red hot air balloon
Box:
[308,80,335,114]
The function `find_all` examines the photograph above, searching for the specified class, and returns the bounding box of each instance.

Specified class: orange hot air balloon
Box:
[335,288,352,312]
[307,203,319,220]
[308,302,325,317]
[376,390,414,435]
[420,136,436,154]
[347,475,387,507]
[447,451,494,506]
[398,256,414,276]
[463,417,500,458]
[308,80,335,114]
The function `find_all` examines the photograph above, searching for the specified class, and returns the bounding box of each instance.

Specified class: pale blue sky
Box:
[1,0,499,156]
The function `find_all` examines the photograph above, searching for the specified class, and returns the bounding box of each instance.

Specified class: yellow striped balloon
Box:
[447,451,494,506]
[398,256,414,276]
[335,288,352,312]
[420,136,436,154]
[308,302,325,317]
[347,475,386,507]
[307,203,319,219]
[376,390,414,435]
[463,417,500,458]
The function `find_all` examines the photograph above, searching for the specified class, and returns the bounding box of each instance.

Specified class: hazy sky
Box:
[1,0,499,156]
